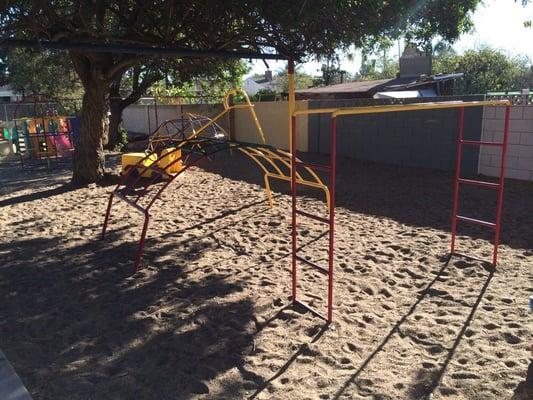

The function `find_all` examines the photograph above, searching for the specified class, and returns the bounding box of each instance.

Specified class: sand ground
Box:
[0,152,532,400]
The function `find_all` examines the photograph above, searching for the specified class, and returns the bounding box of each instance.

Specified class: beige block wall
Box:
[479,105,533,181]
[233,101,309,151]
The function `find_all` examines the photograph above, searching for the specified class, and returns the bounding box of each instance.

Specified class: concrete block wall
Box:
[308,96,484,175]
[479,105,533,181]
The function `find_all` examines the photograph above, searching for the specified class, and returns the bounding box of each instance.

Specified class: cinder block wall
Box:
[479,105,533,181]
[308,96,484,175]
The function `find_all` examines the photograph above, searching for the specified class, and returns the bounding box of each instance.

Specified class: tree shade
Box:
[1,1,482,184]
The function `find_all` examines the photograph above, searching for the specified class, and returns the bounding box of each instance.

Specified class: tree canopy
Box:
[433,47,533,94]
[3,48,83,98]
[1,0,484,184]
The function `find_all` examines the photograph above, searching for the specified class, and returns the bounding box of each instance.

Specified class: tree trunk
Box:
[71,58,110,185]
[108,100,125,150]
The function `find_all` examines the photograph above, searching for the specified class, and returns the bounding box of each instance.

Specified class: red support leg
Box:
[291,114,297,303]
[101,193,115,239]
[493,105,510,266]
[327,117,337,323]
[450,107,465,254]
[134,212,150,273]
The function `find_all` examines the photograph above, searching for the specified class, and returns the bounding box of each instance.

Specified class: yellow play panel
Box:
[121,148,182,178]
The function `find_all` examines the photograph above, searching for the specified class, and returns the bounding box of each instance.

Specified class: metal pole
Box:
[288,58,297,303]
[288,58,296,152]
[134,212,151,273]
[450,107,465,254]
[154,97,159,128]
[328,116,337,323]
[146,104,151,135]
[493,105,510,266]
[101,193,115,239]
[291,114,297,303]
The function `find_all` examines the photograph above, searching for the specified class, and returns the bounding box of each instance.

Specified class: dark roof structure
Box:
[295,73,463,100]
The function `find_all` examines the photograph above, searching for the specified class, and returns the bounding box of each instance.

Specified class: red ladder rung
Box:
[295,160,331,172]
[458,178,500,189]
[295,209,330,224]
[455,215,496,229]
[460,140,503,146]
[295,255,329,275]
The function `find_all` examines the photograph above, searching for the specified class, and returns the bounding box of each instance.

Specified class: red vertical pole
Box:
[289,58,297,303]
[134,212,150,273]
[291,114,297,303]
[493,105,510,266]
[327,116,337,323]
[450,107,465,254]
[101,193,115,239]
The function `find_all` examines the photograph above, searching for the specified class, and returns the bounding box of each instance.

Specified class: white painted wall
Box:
[122,103,226,135]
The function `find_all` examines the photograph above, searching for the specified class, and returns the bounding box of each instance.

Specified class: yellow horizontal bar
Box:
[266,173,326,189]
[292,108,339,116]
[332,100,510,117]
[292,100,510,117]
[228,104,255,110]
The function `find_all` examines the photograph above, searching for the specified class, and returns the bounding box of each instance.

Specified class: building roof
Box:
[295,78,394,95]
[295,74,463,99]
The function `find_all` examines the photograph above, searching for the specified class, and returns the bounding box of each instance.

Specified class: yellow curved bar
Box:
[246,147,330,208]
[245,147,286,177]
[255,147,304,181]
[238,145,330,209]
[265,173,330,209]
[237,147,275,208]
[223,88,266,145]
[277,149,325,184]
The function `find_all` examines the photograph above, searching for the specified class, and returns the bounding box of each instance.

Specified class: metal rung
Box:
[293,299,328,321]
[458,178,500,189]
[295,160,331,172]
[114,193,147,214]
[456,215,496,229]
[295,209,330,224]
[461,140,503,146]
[295,255,329,275]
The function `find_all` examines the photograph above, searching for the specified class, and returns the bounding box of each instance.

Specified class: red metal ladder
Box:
[450,106,510,266]
[290,116,336,323]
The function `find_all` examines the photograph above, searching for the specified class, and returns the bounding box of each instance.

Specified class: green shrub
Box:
[115,126,129,152]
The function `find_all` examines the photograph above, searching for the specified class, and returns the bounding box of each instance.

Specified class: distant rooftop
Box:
[295,74,463,100]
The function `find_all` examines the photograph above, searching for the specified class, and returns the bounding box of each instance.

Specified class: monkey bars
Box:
[288,92,510,323]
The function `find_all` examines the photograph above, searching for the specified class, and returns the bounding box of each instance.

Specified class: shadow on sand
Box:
[195,151,533,252]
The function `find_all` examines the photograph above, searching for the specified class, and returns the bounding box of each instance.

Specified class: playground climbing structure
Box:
[103,88,330,272]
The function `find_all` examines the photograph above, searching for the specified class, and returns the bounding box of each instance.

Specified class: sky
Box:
[246,0,533,78]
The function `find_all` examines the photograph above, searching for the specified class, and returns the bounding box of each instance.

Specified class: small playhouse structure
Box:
[102,58,511,324]
[8,94,75,167]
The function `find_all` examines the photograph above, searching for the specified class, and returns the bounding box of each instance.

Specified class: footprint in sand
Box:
[502,332,522,344]
[483,322,500,330]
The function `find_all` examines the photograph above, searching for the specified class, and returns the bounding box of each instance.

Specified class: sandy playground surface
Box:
[0,152,532,400]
